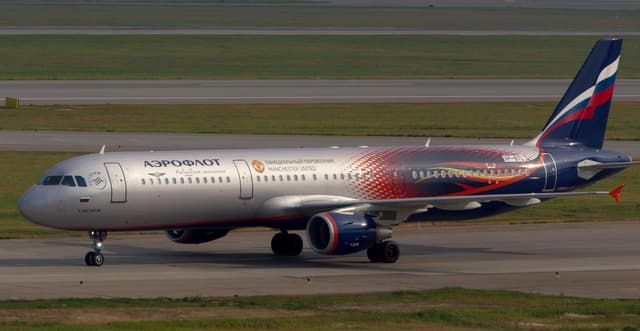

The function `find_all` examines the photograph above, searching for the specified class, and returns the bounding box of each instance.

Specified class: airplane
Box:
[18,38,639,266]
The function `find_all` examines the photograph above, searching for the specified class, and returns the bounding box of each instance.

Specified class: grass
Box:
[1,36,640,79]
[2,102,640,140]
[1,150,639,239]
[0,288,638,330]
[0,4,639,31]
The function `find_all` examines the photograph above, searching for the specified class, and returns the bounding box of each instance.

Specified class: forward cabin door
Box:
[233,160,254,200]
[104,162,127,203]
[542,153,558,192]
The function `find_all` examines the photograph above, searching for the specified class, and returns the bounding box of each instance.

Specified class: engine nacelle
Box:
[306,212,391,255]
[166,228,229,244]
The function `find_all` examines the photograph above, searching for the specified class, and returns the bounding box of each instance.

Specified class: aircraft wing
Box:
[266,185,624,225]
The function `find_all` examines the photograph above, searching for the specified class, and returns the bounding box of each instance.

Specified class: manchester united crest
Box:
[252,160,265,173]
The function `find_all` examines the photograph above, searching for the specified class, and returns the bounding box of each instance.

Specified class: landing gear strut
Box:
[85,230,107,266]
[271,230,303,256]
[367,240,400,263]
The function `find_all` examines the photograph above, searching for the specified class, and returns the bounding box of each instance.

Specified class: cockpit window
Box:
[61,176,76,187]
[75,176,87,187]
[42,176,63,186]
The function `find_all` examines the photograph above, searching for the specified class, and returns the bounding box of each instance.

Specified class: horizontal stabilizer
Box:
[577,160,640,180]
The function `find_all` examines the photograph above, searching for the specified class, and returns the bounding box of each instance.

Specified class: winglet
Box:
[609,184,624,203]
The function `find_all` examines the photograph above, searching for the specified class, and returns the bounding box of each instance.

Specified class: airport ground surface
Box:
[0,221,638,300]
[3,79,640,104]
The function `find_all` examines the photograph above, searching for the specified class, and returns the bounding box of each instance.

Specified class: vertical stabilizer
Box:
[529,38,622,149]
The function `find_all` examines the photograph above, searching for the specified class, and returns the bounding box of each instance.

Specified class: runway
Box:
[2,28,639,36]
[0,221,638,299]
[2,130,639,156]
[3,79,640,104]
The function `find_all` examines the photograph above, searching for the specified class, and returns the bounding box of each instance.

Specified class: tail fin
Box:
[529,38,622,149]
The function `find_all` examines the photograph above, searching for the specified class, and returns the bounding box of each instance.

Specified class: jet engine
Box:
[306,212,391,255]
[166,228,229,244]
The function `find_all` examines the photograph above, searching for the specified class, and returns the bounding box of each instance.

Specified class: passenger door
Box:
[233,160,254,200]
[104,162,127,203]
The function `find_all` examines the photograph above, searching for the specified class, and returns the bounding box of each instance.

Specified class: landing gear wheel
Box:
[271,232,303,256]
[367,245,383,263]
[367,241,400,263]
[85,230,107,266]
[93,253,104,266]
[85,252,95,266]
[381,241,399,263]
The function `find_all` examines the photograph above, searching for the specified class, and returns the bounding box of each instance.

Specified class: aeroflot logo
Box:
[144,159,221,168]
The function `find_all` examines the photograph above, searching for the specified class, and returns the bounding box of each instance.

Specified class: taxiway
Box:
[0,221,638,299]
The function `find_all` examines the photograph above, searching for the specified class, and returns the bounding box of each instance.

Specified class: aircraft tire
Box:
[381,241,400,263]
[271,232,303,256]
[284,233,303,256]
[271,232,286,255]
[93,253,104,266]
[367,245,383,263]
[85,252,95,266]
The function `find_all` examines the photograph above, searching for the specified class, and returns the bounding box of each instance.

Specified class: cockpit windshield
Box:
[42,176,63,186]
[40,175,88,187]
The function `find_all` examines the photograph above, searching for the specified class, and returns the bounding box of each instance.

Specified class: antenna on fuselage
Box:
[425,138,431,147]
[510,140,514,146]
[99,145,106,154]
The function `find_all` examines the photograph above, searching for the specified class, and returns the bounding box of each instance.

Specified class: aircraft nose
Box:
[18,187,47,226]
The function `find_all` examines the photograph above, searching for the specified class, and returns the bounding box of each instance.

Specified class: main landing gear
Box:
[85,230,107,266]
[367,240,400,263]
[271,230,303,256]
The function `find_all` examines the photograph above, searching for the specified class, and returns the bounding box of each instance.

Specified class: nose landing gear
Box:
[85,230,107,266]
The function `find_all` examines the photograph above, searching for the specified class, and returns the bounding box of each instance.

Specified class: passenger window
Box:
[324,174,329,180]
[302,174,307,181]
[173,178,177,184]
[61,176,76,187]
[256,176,261,182]
[188,177,193,184]
[42,176,63,186]
[218,176,223,183]
[142,179,146,185]
[195,177,200,184]
[203,177,208,184]
[75,176,88,187]
[226,176,230,183]
[264,175,268,182]
[210,177,215,183]
[293,175,298,181]
[312,174,317,181]
[157,178,161,184]
[286,175,291,181]
[180,178,185,184]
[165,178,169,185]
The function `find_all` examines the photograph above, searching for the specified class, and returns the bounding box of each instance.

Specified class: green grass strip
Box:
[0,288,638,330]
[1,36,640,79]
[2,102,640,140]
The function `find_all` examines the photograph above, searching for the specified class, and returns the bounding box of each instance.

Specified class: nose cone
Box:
[18,186,49,227]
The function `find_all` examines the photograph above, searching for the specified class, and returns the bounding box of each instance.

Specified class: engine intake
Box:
[166,228,229,244]
[306,212,391,255]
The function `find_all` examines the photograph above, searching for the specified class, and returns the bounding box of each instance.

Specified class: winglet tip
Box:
[609,184,624,203]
